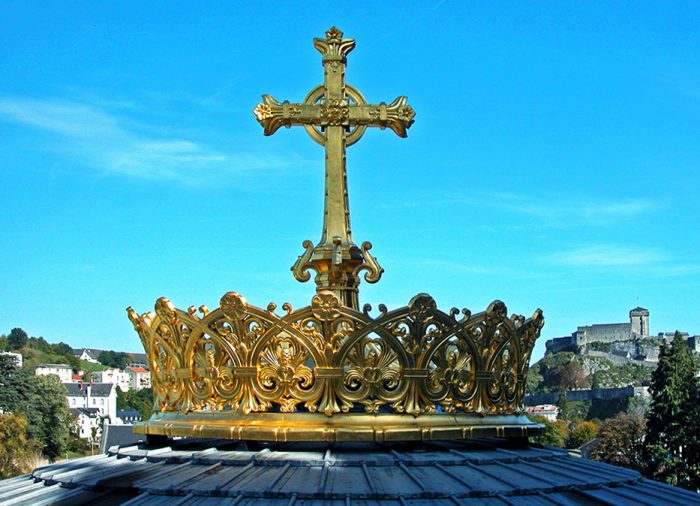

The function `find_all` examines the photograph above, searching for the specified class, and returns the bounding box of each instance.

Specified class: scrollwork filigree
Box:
[127,292,543,421]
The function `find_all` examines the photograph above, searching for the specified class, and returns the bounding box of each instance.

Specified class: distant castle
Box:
[545,307,700,359]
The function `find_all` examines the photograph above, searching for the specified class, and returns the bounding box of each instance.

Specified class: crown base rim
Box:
[133,412,543,442]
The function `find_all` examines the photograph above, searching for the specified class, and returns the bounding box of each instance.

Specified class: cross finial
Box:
[325,26,343,42]
[253,27,415,309]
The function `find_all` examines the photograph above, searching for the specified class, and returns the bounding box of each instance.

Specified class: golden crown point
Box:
[128,28,545,442]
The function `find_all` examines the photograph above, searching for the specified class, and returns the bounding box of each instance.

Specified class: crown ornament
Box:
[127,28,544,442]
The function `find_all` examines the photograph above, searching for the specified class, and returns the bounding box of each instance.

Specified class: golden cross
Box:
[254,27,415,309]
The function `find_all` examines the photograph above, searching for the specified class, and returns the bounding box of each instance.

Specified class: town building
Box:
[72,348,101,363]
[116,409,141,424]
[63,382,117,439]
[127,365,151,390]
[0,351,22,368]
[70,407,102,440]
[525,404,560,422]
[35,363,73,383]
[93,367,132,392]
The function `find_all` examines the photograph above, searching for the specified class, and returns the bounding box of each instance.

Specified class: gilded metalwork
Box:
[254,27,415,309]
[127,292,544,440]
[133,411,542,442]
[128,28,545,442]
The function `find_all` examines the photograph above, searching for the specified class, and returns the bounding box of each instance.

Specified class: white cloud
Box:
[547,245,665,267]
[377,192,654,228]
[0,96,296,184]
[491,193,654,226]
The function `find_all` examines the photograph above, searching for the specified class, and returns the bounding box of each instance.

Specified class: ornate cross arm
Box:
[253,95,415,138]
[253,96,317,136]
[253,27,415,310]
[349,97,416,138]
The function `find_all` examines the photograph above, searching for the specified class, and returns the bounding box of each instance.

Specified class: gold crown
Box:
[127,292,543,441]
[127,28,544,442]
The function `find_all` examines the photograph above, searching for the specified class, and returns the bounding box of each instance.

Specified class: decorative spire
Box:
[253,27,415,309]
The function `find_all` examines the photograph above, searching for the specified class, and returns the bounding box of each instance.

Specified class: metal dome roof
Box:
[1,438,698,505]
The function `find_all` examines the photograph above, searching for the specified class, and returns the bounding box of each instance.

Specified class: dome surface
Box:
[1,437,698,505]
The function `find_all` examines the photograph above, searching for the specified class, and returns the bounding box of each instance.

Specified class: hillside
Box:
[19,347,108,373]
[1,328,141,373]
[527,351,652,395]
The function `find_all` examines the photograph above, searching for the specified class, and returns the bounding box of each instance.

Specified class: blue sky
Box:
[1,2,699,361]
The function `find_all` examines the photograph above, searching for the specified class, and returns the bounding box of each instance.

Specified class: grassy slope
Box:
[19,348,107,372]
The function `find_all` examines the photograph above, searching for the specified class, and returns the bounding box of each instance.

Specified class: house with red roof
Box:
[126,365,151,391]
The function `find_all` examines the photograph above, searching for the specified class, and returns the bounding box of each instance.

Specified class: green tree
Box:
[27,336,50,352]
[567,420,599,449]
[525,366,544,394]
[117,387,154,420]
[0,413,39,478]
[643,332,700,490]
[553,358,587,391]
[530,416,569,447]
[28,375,71,459]
[65,353,81,371]
[527,351,576,394]
[50,342,73,356]
[7,328,28,350]
[0,361,70,460]
[98,350,131,369]
[592,412,646,472]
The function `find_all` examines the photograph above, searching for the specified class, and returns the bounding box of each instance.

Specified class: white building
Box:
[127,366,151,390]
[94,367,132,392]
[63,383,117,439]
[525,404,560,422]
[70,407,102,440]
[0,351,22,368]
[36,364,73,383]
[73,348,101,363]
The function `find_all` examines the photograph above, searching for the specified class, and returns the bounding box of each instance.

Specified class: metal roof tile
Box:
[1,438,698,504]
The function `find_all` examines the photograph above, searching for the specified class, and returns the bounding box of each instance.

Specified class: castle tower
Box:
[630,306,650,337]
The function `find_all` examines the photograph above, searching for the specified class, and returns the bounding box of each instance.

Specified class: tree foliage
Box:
[553,359,587,391]
[529,416,569,447]
[643,332,700,490]
[0,413,39,479]
[117,387,154,420]
[567,420,599,449]
[591,412,646,472]
[7,328,28,350]
[527,353,608,395]
[0,359,70,460]
[98,350,131,370]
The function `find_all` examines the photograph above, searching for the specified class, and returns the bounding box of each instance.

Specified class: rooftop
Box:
[63,382,114,397]
[1,438,697,505]
[70,407,101,417]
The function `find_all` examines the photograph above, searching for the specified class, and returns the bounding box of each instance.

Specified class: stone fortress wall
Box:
[545,307,699,362]
[546,307,649,354]
[525,385,648,406]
